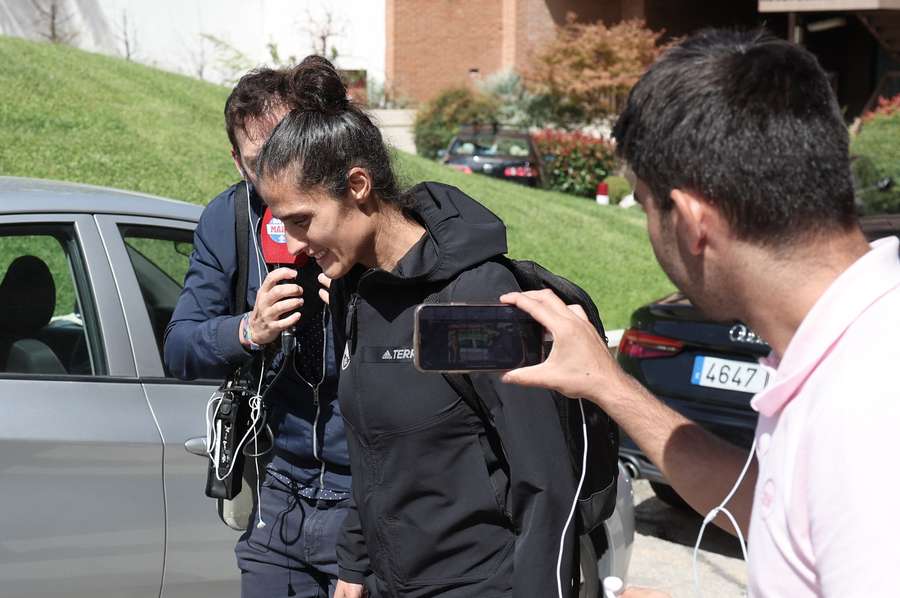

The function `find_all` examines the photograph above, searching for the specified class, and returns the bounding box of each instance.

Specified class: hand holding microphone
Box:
[242,268,304,349]
[240,208,309,352]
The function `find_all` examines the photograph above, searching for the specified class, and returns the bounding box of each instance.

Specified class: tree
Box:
[266,42,297,69]
[182,35,209,81]
[266,6,344,71]
[199,34,253,84]
[115,10,138,61]
[526,15,666,127]
[303,7,344,61]
[31,0,78,45]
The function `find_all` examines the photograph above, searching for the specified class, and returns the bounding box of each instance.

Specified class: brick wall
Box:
[385,0,784,105]
[386,0,504,105]
[517,0,624,74]
[387,0,641,104]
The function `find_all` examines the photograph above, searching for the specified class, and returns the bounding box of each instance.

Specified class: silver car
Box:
[0,176,633,597]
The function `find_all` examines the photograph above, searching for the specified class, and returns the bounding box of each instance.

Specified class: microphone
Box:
[260,208,310,355]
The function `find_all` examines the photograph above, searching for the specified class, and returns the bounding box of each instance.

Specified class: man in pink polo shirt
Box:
[501,29,900,597]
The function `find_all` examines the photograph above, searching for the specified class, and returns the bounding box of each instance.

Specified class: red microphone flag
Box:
[260,207,308,267]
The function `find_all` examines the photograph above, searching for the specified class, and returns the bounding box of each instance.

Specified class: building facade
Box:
[386,0,899,118]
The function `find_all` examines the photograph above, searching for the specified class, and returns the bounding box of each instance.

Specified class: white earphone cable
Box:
[246,183,271,528]
[691,436,757,598]
[202,184,275,529]
[557,398,588,598]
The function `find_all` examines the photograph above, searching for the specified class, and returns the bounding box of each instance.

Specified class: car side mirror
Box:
[436,149,448,160]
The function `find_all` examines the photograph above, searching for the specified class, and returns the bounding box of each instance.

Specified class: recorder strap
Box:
[232,180,250,315]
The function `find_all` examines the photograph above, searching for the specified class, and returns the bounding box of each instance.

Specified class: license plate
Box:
[690,356,773,394]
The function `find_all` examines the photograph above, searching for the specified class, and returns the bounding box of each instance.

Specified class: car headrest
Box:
[0,255,56,336]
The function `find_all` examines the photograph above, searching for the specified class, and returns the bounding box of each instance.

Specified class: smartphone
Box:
[413,303,547,372]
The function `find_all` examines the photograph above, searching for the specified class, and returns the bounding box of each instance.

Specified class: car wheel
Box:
[650,482,692,511]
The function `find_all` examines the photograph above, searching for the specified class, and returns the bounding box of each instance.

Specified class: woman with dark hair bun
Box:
[256,56,579,598]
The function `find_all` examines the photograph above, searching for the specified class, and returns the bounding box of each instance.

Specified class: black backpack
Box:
[431,256,620,533]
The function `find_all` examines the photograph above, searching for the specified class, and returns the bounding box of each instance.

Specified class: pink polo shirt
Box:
[747,236,900,597]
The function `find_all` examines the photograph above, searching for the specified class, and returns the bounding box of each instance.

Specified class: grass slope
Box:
[0,36,673,328]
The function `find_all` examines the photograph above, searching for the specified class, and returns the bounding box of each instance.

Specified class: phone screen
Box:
[414,304,545,372]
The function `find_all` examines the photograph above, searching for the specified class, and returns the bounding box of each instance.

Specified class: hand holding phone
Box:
[414,303,548,372]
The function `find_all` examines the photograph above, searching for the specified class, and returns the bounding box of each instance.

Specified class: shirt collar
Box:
[751,236,900,417]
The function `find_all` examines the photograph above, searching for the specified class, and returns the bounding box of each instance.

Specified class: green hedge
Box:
[532,129,619,198]
[413,88,499,159]
[851,96,900,214]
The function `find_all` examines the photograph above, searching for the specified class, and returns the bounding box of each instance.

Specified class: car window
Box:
[450,134,532,157]
[495,136,531,157]
[450,140,479,156]
[118,225,193,371]
[0,226,105,376]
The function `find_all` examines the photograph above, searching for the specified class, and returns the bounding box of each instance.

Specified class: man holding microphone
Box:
[164,62,362,598]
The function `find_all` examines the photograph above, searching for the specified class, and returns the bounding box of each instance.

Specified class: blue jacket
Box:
[163,183,351,492]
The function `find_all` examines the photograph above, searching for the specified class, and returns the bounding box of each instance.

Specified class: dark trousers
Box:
[236,472,351,598]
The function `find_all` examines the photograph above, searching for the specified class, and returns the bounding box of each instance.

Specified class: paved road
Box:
[626,480,748,598]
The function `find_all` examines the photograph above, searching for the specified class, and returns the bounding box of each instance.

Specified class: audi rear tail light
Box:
[503,165,537,177]
[618,328,684,359]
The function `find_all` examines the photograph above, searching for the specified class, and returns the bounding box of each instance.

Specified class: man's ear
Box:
[669,189,714,256]
[231,149,247,180]
[346,167,373,206]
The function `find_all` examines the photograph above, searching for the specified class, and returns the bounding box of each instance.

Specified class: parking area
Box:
[627,480,748,598]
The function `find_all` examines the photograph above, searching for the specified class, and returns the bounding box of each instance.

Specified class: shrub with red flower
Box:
[532,129,619,198]
[861,94,900,124]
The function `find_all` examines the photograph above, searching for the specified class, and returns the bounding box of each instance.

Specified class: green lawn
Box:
[0,35,673,328]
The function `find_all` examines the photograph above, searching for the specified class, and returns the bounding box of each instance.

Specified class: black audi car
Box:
[439,127,543,187]
[617,213,900,509]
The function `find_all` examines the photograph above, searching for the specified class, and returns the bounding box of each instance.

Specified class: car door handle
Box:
[184,436,208,457]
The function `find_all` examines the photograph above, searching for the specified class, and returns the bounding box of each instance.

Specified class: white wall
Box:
[2,0,386,86]
[370,109,417,154]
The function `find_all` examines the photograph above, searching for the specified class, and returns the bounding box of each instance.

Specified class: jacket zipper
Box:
[347,292,361,354]
[295,308,329,490]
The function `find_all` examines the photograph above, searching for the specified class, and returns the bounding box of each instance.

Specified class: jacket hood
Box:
[380,182,507,285]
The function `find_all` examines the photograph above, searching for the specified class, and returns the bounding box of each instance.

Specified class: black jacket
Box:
[334,182,577,597]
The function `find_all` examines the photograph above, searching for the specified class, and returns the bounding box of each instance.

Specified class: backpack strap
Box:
[422,280,500,424]
[444,372,513,525]
[425,281,513,523]
[443,373,495,427]
[231,180,250,316]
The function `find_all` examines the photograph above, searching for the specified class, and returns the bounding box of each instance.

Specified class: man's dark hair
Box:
[256,55,405,207]
[613,29,856,246]
[224,67,288,153]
